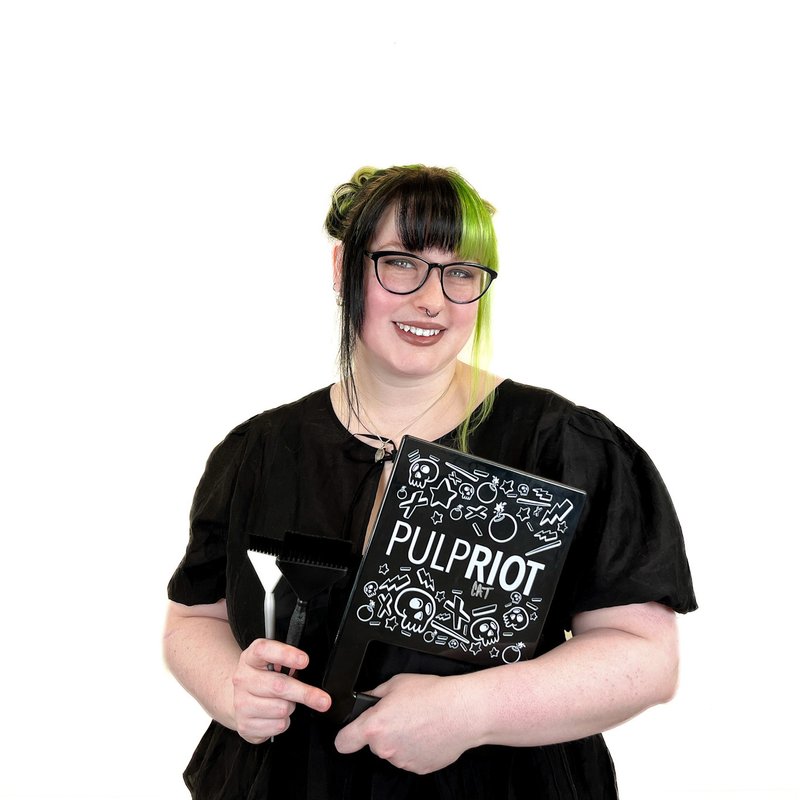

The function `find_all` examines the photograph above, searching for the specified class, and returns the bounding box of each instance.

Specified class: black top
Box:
[168,380,697,800]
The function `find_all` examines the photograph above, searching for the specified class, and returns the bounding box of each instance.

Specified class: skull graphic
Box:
[409,458,439,489]
[471,616,500,647]
[459,483,475,500]
[395,587,436,634]
[503,606,529,631]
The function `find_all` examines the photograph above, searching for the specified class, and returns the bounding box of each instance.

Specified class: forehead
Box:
[370,206,402,247]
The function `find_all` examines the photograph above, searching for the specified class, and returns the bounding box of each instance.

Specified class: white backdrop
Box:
[1,2,797,798]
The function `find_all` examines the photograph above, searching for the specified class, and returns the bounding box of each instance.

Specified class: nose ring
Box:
[424,308,439,319]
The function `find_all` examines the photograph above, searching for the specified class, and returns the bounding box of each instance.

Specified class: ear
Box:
[332,244,343,293]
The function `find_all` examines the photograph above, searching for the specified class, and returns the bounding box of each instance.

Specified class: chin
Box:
[388,353,461,381]
[357,329,472,381]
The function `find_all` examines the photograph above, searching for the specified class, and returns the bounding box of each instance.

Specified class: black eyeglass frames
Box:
[365,251,497,304]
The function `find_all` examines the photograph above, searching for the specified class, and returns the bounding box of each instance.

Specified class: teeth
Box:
[396,322,442,337]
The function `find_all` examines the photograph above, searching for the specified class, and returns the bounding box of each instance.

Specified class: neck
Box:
[338,361,466,444]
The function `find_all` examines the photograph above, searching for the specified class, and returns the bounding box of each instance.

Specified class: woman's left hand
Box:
[333,673,476,774]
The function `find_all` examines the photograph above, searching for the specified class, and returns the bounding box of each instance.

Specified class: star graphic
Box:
[516,506,531,522]
[489,647,500,659]
[469,641,483,655]
[557,520,567,533]
[500,479,515,495]
[429,477,457,510]
[378,563,389,575]
[385,616,398,631]
[431,511,443,525]
[435,590,446,602]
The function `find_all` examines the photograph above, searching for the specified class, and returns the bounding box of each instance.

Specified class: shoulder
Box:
[199,385,334,472]
[491,378,606,440]
[487,379,648,477]
[493,378,573,417]
[218,385,333,441]
[495,379,633,444]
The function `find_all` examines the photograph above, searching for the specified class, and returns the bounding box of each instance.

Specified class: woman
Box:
[164,164,697,799]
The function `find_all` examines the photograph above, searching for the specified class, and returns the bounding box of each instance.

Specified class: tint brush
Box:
[247,531,352,673]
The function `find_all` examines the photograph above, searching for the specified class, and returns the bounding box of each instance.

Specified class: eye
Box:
[444,265,479,282]
[384,256,419,271]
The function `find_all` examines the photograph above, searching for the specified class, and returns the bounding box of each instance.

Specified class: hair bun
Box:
[324,166,379,239]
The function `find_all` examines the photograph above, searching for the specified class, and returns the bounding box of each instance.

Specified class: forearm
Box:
[335,603,678,773]
[462,603,679,748]
[163,606,241,730]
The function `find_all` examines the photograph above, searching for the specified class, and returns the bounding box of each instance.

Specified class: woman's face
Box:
[354,207,479,381]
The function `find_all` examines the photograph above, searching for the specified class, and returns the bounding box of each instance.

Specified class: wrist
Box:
[452,671,492,748]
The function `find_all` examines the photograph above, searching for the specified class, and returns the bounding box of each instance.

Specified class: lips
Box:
[394,322,443,338]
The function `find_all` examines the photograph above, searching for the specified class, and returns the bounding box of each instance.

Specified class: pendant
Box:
[375,446,386,463]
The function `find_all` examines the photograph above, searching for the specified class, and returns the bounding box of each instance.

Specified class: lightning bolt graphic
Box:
[417,568,435,591]
[539,498,574,526]
[380,573,412,592]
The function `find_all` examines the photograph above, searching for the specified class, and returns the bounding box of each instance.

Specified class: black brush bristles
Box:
[247,530,353,570]
[247,530,354,672]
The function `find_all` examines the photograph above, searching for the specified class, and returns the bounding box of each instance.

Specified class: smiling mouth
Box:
[395,322,443,338]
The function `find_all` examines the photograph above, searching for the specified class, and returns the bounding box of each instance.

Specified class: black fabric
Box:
[168,380,697,799]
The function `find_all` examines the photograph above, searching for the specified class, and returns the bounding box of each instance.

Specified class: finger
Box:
[361,680,391,699]
[243,639,309,672]
[238,709,293,744]
[334,719,366,755]
[235,693,296,723]
[247,670,332,714]
[249,697,297,720]
[355,673,402,701]
[233,688,296,743]
[334,700,380,755]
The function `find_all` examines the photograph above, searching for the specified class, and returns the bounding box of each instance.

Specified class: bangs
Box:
[394,173,462,255]
[393,171,497,269]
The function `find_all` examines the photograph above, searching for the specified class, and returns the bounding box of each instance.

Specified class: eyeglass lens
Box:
[374,254,491,303]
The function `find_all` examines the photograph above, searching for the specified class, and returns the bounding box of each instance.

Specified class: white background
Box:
[1,2,797,798]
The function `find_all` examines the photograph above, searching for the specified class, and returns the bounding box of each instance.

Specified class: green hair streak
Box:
[451,173,498,452]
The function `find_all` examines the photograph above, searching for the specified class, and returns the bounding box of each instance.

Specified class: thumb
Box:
[361,681,390,700]
[363,673,406,699]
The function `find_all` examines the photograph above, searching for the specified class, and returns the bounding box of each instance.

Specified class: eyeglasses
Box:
[366,251,497,304]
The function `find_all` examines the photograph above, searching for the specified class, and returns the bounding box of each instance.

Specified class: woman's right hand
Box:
[232,638,332,744]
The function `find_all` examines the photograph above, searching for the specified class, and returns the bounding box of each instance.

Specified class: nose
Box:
[414,266,447,315]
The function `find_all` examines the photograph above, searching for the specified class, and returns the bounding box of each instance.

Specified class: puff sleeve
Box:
[167,421,251,606]
[558,406,697,616]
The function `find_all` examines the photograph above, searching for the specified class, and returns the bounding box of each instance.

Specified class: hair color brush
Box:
[247,531,353,673]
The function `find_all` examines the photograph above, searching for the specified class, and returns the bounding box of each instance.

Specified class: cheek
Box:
[452,304,479,334]
[360,280,394,328]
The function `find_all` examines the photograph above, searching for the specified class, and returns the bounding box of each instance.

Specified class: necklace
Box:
[350,373,456,462]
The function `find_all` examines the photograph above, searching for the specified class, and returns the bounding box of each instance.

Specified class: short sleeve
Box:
[167,421,251,606]
[560,407,697,615]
